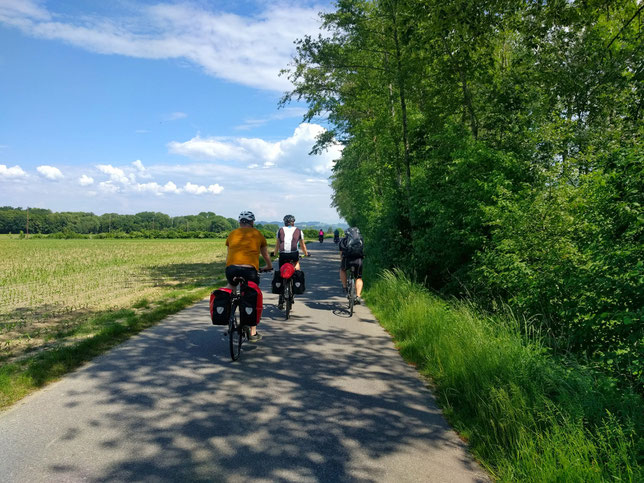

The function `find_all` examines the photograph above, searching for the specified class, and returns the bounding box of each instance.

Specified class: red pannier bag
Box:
[240,281,263,327]
[210,288,232,325]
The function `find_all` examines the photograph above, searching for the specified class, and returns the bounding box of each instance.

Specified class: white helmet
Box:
[238,211,255,223]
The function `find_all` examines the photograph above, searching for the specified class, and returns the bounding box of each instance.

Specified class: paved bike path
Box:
[0,242,488,482]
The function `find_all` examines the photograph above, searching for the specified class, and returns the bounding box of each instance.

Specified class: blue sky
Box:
[0,0,343,223]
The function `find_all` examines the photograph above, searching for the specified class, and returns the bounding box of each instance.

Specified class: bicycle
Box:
[347,265,358,317]
[278,254,310,320]
[280,266,295,320]
[227,269,271,361]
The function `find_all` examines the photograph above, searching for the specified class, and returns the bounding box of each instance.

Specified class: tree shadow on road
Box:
[44,243,487,482]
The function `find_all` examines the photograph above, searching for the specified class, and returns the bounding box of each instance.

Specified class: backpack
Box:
[210,288,232,325]
[341,227,364,259]
[293,270,306,294]
[239,281,263,326]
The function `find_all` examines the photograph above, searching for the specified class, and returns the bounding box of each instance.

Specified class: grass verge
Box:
[366,269,643,482]
[0,284,217,411]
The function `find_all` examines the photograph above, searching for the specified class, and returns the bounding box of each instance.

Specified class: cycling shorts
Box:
[341,256,363,279]
[225,265,259,286]
[278,251,299,268]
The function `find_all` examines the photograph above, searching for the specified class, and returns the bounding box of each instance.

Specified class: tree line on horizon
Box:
[0,206,240,236]
[284,0,642,390]
[0,206,341,240]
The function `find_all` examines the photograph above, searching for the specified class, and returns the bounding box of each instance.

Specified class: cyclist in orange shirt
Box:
[225,210,273,342]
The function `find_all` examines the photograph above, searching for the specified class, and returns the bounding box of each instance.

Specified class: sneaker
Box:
[355,297,362,305]
[248,332,263,343]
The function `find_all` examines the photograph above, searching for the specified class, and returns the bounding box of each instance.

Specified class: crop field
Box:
[0,238,227,363]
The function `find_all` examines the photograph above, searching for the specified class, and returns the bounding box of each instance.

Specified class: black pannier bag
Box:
[293,270,306,294]
[239,281,263,326]
[210,288,232,325]
[271,271,284,294]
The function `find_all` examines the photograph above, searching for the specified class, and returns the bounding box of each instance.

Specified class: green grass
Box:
[0,237,234,410]
[0,284,218,410]
[366,269,643,482]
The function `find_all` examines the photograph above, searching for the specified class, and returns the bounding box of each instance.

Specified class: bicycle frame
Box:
[278,260,297,320]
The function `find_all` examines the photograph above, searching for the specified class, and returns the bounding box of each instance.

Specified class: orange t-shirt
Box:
[225,227,267,270]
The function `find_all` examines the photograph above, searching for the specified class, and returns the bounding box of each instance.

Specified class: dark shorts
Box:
[225,265,259,286]
[278,251,299,268]
[341,256,363,279]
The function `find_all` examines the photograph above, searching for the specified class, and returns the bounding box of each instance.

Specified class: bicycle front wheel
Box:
[229,312,242,361]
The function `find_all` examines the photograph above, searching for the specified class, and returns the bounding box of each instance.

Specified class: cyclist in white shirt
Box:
[273,214,309,271]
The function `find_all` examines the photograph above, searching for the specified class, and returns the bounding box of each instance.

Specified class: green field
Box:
[0,238,227,365]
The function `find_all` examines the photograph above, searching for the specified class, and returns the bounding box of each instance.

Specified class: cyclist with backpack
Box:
[339,226,365,304]
[225,210,273,342]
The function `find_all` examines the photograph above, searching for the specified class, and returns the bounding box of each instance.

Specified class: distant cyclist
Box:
[333,228,340,244]
[318,229,324,243]
[225,210,273,342]
[339,226,365,304]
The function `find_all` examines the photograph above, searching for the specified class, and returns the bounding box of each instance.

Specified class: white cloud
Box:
[134,181,182,195]
[183,182,207,195]
[99,181,119,193]
[162,181,181,194]
[0,1,323,91]
[183,182,223,195]
[169,123,343,176]
[78,174,94,186]
[164,112,187,121]
[208,184,224,194]
[97,164,131,184]
[132,159,152,179]
[169,136,250,162]
[37,165,64,180]
[0,164,27,178]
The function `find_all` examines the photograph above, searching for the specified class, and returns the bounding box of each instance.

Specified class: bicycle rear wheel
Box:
[229,311,242,361]
[348,275,356,317]
[284,281,292,320]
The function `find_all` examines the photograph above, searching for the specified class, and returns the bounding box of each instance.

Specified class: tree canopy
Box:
[283,0,643,390]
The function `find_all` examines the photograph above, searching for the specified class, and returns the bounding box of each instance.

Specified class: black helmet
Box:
[283,214,295,225]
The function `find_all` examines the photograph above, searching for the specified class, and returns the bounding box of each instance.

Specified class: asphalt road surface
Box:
[0,241,488,482]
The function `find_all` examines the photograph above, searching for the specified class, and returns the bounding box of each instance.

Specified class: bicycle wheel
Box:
[229,310,242,361]
[284,280,292,320]
[348,275,356,317]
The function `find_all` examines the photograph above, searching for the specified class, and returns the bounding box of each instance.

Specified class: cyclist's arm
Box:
[272,239,279,257]
[299,238,309,256]
[260,245,274,271]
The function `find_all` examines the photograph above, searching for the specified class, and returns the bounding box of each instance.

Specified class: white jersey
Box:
[278,226,303,253]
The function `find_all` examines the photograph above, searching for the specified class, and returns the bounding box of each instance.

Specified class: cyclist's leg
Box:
[353,258,364,297]
[340,256,348,290]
